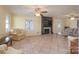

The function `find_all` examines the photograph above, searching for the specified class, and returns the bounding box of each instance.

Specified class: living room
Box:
[0,5,79,54]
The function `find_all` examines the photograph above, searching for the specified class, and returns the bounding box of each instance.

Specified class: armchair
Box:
[10,29,26,41]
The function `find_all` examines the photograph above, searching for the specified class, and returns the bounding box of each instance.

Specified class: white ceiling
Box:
[4,5,79,17]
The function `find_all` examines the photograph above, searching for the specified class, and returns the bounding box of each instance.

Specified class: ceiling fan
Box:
[34,8,48,16]
[64,13,79,20]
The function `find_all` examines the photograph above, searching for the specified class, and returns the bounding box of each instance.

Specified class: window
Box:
[25,20,33,32]
[5,16,10,32]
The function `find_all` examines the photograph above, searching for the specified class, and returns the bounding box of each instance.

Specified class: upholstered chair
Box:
[10,29,26,41]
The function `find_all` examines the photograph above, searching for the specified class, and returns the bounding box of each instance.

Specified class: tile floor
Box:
[13,34,68,54]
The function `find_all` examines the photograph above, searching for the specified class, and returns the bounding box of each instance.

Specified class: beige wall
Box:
[12,15,25,29]
[0,6,12,34]
[12,14,41,36]
[53,17,64,34]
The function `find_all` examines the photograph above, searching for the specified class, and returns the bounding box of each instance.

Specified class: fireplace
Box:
[43,27,51,34]
[41,16,53,34]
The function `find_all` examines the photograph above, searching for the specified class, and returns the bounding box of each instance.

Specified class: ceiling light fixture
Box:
[70,17,75,20]
[35,13,40,16]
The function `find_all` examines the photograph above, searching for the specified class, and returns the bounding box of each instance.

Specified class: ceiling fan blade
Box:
[41,11,48,13]
[74,16,79,18]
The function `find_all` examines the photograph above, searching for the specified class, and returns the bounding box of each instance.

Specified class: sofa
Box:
[62,28,78,37]
[10,29,26,41]
[0,44,23,54]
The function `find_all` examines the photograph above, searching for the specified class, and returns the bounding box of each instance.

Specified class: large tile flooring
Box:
[13,34,68,54]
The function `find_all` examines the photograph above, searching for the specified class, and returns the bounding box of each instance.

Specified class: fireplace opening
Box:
[45,29,49,34]
[43,27,51,34]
